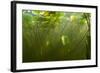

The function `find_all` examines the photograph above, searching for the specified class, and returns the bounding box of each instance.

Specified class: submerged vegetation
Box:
[22,10,91,62]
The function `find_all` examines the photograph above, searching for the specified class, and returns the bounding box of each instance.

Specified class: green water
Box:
[22,10,91,63]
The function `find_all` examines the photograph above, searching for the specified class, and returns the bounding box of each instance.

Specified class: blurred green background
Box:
[22,10,91,63]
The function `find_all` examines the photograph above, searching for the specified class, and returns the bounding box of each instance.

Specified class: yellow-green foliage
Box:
[22,10,91,62]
